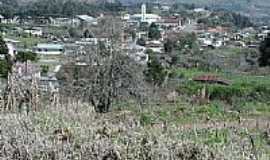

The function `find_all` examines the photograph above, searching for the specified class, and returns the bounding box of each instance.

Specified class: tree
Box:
[57,44,146,113]
[41,65,49,76]
[148,23,161,40]
[197,11,253,29]
[83,29,94,38]
[16,51,39,62]
[140,22,148,32]
[137,38,146,46]
[131,30,136,42]
[164,39,174,53]
[57,17,146,113]
[0,35,8,56]
[0,35,12,77]
[258,34,270,66]
[176,32,199,53]
[68,27,81,38]
[0,60,9,78]
[144,49,167,86]
[164,32,199,66]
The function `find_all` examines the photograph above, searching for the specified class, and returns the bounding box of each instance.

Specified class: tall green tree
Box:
[0,35,8,56]
[83,29,94,38]
[0,35,10,78]
[148,23,161,40]
[164,39,174,53]
[144,49,167,86]
[16,51,39,62]
[0,60,9,78]
[258,34,270,66]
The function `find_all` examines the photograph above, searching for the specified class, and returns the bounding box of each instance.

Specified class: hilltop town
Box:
[0,1,270,159]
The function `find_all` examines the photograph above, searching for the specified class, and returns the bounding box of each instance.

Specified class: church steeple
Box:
[141,3,146,22]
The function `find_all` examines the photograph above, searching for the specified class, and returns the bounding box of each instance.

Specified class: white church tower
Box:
[141,3,146,22]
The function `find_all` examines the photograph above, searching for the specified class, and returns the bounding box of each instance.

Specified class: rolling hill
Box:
[1,0,270,23]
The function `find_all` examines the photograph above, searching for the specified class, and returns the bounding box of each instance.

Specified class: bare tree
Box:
[58,43,146,113]
[57,18,147,113]
[90,47,145,113]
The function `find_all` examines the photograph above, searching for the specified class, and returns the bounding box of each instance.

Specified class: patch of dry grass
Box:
[0,104,269,160]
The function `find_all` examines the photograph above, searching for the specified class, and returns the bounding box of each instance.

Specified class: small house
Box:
[146,40,163,53]
[33,43,64,55]
[75,15,98,26]
[24,27,43,37]
[50,17,74,27]
[157,17,183,28]
[1,38,20,59]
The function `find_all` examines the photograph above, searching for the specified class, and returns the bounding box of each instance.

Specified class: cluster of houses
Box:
[189,22,270,50]
[122,4,186,30]
[0,14,98,27]
[0,3,269,92]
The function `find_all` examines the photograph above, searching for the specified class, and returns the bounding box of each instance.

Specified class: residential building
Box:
[157,17,183,28]
[24,27,43,37]
[50,17,74,27]
[125,43,148,64]
[12,62,59,92]
[1,38,20,59]
[33,43,64,55]
[75,15,98,26]
[146,40,163,53]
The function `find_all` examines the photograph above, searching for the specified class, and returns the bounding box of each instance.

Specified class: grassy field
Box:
[1,66,270,159]
[1,64,270,159]
[4,35,48,49]
[0,99,269,159]
[15,36,48,48]
[172,68,270,117]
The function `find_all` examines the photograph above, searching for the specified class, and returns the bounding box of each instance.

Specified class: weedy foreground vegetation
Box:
[1,3,270,159]
[0,92,270,160]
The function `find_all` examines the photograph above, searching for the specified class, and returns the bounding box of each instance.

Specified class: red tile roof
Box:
[193,75,230,85]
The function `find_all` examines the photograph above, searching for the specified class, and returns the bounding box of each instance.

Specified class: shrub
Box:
[16,51,39,62]
[177,80,270,103]
[0,59,9,78]
[41,65,49,75]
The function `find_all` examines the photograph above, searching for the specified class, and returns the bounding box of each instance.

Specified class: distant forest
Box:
[0,0,263,26]
[0,0,124,18]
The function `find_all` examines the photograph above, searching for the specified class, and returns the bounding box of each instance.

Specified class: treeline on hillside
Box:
[198,11,253,29]
[0,0,124,18]
[0,0,20,18]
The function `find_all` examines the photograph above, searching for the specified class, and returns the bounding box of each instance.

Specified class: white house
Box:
[24,27,43,37]
[0,43,17,59]
[50,17,74,27]
[146,40,163,53]
[161,5,171,11]
[7,43,17,57]
[75,15,98,26]
[121,14,130,21]
[0,38,20,59]
[33,43,64,55]
[156,17,183,28]
[125,43,148,64]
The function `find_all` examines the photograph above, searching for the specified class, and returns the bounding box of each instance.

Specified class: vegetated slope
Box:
[120,0,270,21]
[0,0,113,5]
[0,0,123,17]
[1,102,269,159]
[1,0,270,22]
